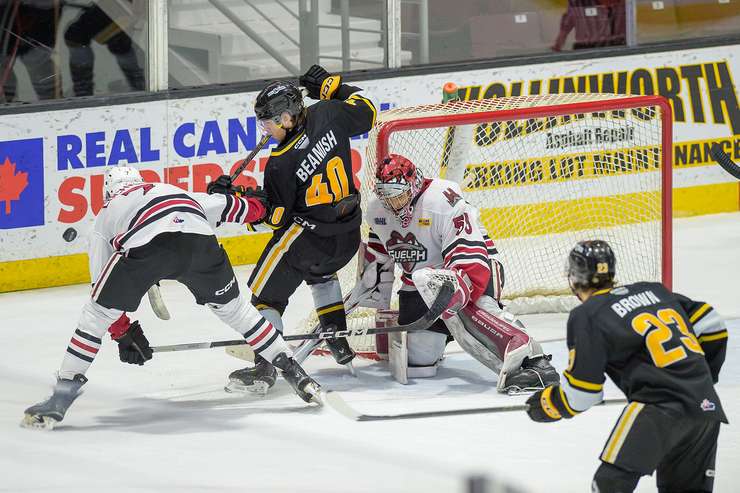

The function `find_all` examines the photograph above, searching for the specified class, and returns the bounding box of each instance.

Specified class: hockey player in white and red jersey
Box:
[22,167,320,430]
[353,154,558,392]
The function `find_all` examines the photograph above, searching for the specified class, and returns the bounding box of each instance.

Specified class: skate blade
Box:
[224,379,271,396]
[20,414,58,430]
[303,383,323,406]
[346,361,357,377]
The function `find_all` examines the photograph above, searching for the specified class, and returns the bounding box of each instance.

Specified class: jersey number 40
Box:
[305,157,350,207]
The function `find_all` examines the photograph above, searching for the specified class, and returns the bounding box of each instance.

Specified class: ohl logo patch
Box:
[0,138,44,229]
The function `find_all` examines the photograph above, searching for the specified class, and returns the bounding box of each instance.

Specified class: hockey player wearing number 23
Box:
[526,240,728,493]
[207,65,377,394]
[354,154,558,392]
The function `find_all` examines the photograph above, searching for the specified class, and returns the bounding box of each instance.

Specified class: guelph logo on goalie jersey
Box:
[386,230,427,272]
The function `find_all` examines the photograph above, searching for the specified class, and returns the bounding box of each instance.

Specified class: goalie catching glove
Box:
[347,242,394,309]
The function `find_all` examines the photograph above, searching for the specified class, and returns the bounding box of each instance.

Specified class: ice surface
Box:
[1,212,738,492]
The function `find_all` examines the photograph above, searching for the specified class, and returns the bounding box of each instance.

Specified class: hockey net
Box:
[297,92,672,358]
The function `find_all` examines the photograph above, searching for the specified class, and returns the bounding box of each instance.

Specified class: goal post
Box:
[297,92,673,356]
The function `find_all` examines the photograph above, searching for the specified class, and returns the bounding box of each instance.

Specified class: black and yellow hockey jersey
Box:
[562,281,728,422]
[262,86,376,236]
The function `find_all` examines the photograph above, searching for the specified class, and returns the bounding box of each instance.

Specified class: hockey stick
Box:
[147,285,170,320]
[230,132,271,182]
[151,281,454,354]
[224,291,363,364]
[710,145,740,180]
[323,391,628,422]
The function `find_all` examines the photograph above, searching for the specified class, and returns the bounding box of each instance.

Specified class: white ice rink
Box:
[1,212,738,493]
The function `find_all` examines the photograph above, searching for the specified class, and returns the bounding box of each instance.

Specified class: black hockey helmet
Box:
[254,80,304,123]
[567,240,616,292]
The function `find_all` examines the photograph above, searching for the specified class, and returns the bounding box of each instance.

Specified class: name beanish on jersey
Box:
[296,130,338,182]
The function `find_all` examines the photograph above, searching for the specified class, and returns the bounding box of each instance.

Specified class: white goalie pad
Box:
[413,267,543,391]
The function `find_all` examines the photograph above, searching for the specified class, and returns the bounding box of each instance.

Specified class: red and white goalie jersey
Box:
[366,178,502,301]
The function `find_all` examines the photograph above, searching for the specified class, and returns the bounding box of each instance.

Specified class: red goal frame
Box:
[374,95,673,289]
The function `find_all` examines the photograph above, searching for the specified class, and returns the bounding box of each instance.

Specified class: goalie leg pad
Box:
[407,330,447,367]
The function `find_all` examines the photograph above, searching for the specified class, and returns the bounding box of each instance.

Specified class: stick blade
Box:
[147,286,171,320]
[711,145,740,180]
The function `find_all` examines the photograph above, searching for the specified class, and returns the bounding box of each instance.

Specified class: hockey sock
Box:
[208,295,291,362]
[59,300,122,380]
[310,278,348,331]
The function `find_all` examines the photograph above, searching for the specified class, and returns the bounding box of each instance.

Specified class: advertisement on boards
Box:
[0,43,738,290]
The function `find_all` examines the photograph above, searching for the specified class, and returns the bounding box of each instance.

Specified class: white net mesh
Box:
[296,93,670,356]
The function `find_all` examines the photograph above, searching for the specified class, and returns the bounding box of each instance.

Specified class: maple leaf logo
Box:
[0,157,29,215]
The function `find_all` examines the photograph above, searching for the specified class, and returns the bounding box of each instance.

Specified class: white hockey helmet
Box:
[374,154,424,227]
[104,166,143,201]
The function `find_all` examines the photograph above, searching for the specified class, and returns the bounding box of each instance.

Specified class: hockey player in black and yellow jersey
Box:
[526,240,728,493]
[209,65,376,394]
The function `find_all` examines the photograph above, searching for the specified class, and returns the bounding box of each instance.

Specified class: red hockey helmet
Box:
[374,154,424,227]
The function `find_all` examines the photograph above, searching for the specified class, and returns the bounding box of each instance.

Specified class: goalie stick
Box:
[322,391,628,422]
[711,145,740,180]
[151,280,454,354]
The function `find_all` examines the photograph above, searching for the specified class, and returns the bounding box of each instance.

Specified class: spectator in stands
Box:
[1,0,61,103]
[551,0,625,51]
[64,0,145,96]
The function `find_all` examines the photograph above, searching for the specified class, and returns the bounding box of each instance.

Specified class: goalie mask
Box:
[566,240,616,293]
[374,154,424,228]
[104,166,144,201]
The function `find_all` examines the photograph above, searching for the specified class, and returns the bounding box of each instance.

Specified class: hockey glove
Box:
[441,269,473,320]
[242,187,270,223]
[526,385,577,423]
[208,174,266,197]
[112,320,153,366]
[207,174,235,195]
[300,64,341,100]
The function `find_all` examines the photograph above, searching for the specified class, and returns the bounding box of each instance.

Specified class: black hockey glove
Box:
[207,175,236,195]
[526,386,574,423]
[300,64,341,100]
[114,321,153,366]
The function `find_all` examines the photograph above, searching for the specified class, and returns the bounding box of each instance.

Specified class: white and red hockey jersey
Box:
[366,178,501,301]
[89,182,261,284]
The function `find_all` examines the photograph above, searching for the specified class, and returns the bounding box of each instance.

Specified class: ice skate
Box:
[224,355,277,395]
[21,374,87,430]
[272,353,321,404]
[499,355,559,395]
[324,335,356,366]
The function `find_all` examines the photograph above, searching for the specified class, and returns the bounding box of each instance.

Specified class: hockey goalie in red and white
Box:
[351,154,558,392]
